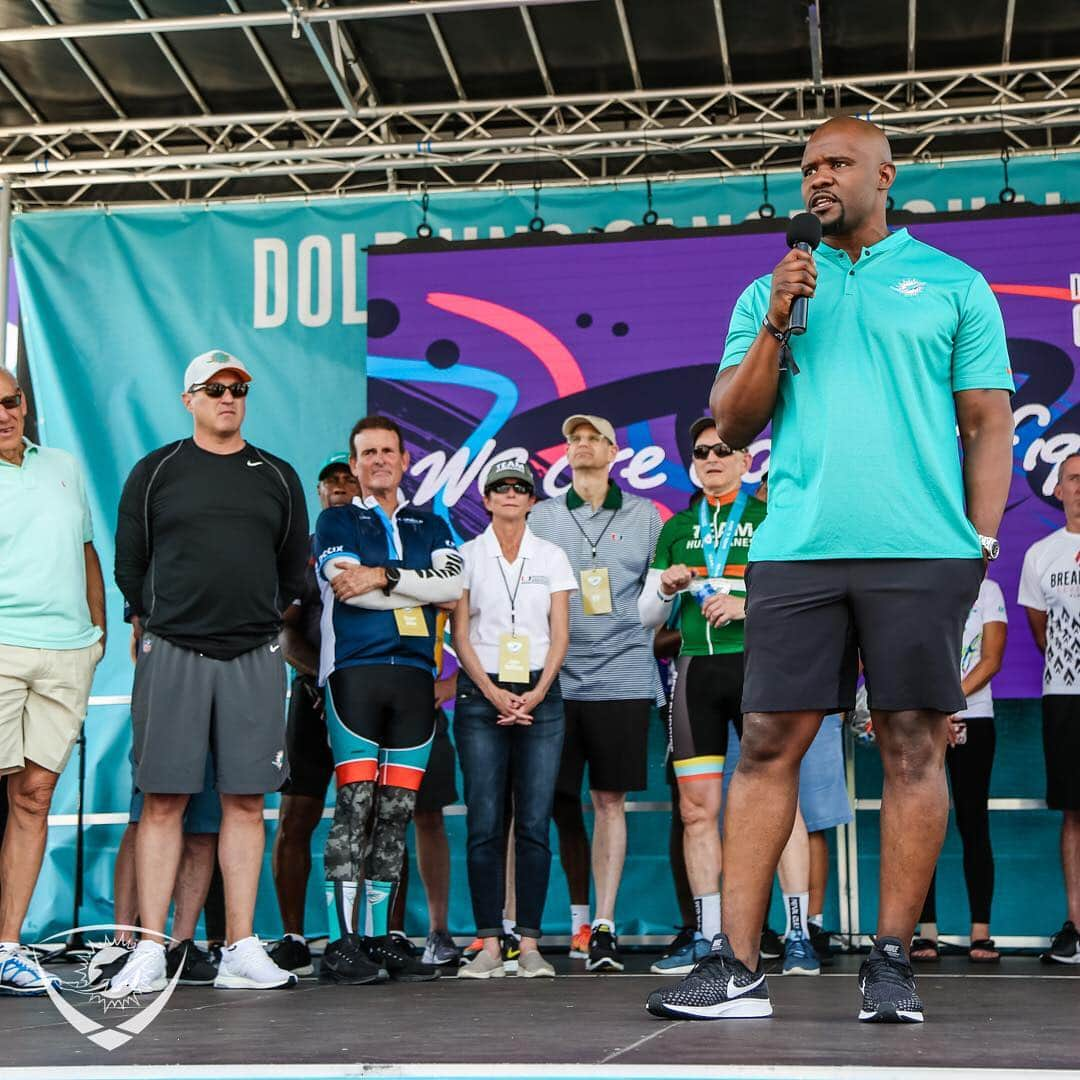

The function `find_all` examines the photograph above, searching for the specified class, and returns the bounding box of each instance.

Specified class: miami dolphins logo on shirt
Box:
[891,278,927,297]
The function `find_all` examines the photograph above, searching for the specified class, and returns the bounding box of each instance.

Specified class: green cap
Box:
[318,452,351,481]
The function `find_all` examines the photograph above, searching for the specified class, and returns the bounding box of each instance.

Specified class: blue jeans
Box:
[454,671,565,939]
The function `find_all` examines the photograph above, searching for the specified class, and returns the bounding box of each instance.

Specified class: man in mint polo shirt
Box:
[0,367,106,994]
[648,117,1014,1026]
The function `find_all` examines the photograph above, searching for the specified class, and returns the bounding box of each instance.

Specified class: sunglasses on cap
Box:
[0,390,22,410]
[486,480,533,495]
[692,442,737,460]
[188,381,251,398]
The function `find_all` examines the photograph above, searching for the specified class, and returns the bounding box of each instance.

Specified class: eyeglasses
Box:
[188,381,250,398]
[487,481,533,495]
[0,390,22,410]
[693,442,736,460]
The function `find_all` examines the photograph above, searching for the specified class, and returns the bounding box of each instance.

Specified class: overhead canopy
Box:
[0,0,1077,208]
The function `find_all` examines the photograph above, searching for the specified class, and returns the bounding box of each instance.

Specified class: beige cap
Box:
[183,349,252,392]
[561,414,617,445]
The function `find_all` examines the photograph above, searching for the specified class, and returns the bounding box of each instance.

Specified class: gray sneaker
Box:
[422,930,463,967]
[457,948,504,980]
[518,950,555,978]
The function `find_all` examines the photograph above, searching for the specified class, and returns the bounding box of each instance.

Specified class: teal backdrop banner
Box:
[10,153,1077,944]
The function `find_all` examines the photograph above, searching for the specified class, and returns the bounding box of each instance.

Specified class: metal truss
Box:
[0,0,1074,207]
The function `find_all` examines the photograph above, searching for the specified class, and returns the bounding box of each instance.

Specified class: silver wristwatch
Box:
[978,534,1000,561]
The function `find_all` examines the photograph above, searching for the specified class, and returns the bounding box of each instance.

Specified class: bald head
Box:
[801,116,896,241]
[0,367,16,394]
[806,116,892,164]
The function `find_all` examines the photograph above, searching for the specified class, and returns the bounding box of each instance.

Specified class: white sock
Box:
[0,941,19,953]
[502,918,517,938]
[571,905,590,931]
[784,892,810,940]
[694,893,721,941]
[134,939,166,955]
[285,932,306,944]
[808,913,823,930]
[591,917,615,933]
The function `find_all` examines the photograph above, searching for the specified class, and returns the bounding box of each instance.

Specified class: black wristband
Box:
[762,315,790,344]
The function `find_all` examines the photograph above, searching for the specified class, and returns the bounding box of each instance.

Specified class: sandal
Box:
[969,938,1000,963]
[910,936,940,961]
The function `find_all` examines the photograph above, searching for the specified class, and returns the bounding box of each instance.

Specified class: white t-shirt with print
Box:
[956,577,1007,719]
[1018,527,1080,696]
[460,524,578,675]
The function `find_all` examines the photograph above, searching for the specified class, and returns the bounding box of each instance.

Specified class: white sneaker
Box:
[103,941,167,999]
[0,944,61,997]
[214,936,298,990]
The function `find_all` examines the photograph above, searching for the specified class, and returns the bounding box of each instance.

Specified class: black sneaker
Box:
[661,927,697,959]
[858,937,924,1023]
[269,936,314,976]
[165,940,217,986]
[1043,920,1080,964]
[809,923,835,966]
[363,934,441,982]
[319,934,386,985]
[760,925,784,961]
[389,931,422,958]
[646,933,772,1020]
[586,922,624,972]
[500,934,521,974]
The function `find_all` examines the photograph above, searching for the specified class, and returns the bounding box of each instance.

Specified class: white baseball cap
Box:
[183,349,252,393]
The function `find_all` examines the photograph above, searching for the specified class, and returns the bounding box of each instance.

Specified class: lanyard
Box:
[566,504,619,561]
[698,485,753,578]
[495,555,527,635]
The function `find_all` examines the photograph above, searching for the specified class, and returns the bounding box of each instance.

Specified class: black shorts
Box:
[416,708,458,813]
[668,653,744,781]
[280,675,334,800]
[556,698,652,796]
[1043,696,1080,811]
[742,558,984,715]
[325,664,436,790]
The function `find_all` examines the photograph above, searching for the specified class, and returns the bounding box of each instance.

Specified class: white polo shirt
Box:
[460,524,577,675]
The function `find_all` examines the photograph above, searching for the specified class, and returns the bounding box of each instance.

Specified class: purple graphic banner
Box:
[368,212,1080,698]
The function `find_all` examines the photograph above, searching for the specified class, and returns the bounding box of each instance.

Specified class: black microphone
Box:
[785,212,822,337]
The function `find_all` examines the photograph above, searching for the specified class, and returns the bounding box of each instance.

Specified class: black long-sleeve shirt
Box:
[115,439,309,660]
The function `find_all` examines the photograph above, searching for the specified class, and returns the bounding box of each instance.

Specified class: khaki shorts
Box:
[0,639,103,775]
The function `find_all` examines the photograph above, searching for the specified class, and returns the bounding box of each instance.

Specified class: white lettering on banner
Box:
[253,238,287,328]
[411,440,500,506]
[252,235,366,329]
[619,445,667,489]
[342,234,365,325]
[297,235,332,327]
[1024,432,1080,494]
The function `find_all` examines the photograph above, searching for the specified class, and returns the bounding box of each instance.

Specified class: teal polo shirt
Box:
[0,439,101,649]
[719,228,1014,562]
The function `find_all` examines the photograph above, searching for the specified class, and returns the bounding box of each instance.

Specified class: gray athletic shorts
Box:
[742,558,985,715]
[132,634,288,795]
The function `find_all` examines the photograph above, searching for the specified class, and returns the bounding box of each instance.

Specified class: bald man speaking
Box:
[646,118,1014,1025]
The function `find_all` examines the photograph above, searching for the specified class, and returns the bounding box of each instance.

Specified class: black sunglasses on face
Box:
[693,442,736,460]
[0,390,22,410]
[487,481,533,495]
[189,381,250,398]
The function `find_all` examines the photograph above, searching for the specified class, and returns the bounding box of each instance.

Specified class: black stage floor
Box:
[3,953,1079,1079]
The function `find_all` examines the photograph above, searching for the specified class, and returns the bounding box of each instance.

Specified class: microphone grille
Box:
[786,212,822,249]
